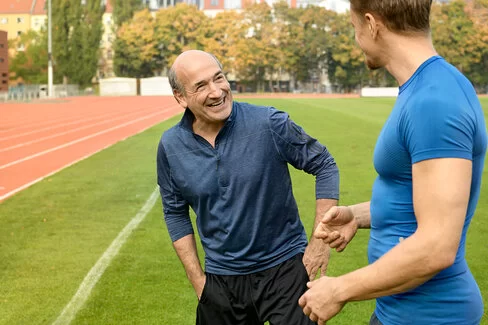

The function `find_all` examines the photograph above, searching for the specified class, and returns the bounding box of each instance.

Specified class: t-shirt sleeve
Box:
[398,96,475,164]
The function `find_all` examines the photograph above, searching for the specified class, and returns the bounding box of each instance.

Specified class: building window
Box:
[211,0,219,5]
[17,43,25,51]
[0,44,3,48]
[107,50,112,59]
[0,58,4,63]
[17,31,22,37]
[0,18,7,24]
[1,73,6,78]
[17,17,24,23]
[2,80,7,84]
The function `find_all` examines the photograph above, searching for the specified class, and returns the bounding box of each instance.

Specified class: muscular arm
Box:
[337,158,471,301]
[173,234,206,299]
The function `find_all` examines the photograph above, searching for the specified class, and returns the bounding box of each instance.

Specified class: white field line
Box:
[0,106,160,142]
[51,187,160,325]
[0,107,160,153]
[0,109,169,171]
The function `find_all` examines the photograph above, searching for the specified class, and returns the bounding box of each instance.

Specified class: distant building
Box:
[0,30,8,92]
[295,0,348,11]
[31,0,47,32]
[0,0,32,40]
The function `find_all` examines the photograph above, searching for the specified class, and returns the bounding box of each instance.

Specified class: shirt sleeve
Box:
[157,139,193,242]
[268,107,339,200]
[398,96,475,164]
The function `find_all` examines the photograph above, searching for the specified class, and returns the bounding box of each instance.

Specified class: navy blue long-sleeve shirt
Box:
[157,101,339,275]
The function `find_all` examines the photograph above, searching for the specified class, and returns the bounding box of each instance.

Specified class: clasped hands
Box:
[299,206,359,324]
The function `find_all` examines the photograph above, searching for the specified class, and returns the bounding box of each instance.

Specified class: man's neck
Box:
[383,34,437,86]
[192,119,225,148]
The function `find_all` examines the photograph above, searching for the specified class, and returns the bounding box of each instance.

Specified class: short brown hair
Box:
[350,0,432,33]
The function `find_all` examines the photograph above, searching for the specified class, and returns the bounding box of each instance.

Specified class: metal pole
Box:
[48,0,53,98]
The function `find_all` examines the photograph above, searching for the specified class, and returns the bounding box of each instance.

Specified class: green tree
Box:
[154,3,209,72]
[201,10,247,76]
[52,0,104,86]
[468,0,488,91]
[232,2,277,92]
[111,0,143,27]
[8,30,49,84]
[431,0,488,91]
[296,5,335,91]
[114,9,159,78]
[111,0,144,78]
[326,11,366,92]
[51,0,72,83]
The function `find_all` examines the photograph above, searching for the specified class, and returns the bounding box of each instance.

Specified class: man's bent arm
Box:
[335,158,470,301]
[173,234,206,299]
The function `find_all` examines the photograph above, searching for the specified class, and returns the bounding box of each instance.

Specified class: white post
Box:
[48,0,53,98]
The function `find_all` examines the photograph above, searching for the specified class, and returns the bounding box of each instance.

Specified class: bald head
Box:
[168,50,223,95]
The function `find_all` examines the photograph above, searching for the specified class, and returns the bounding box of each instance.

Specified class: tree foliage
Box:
[154,3,209,71]
[114,9,158,77]
[52,0,104,86]
[44,0,488,91]
[8,30,48,84]
[111,0,143,27]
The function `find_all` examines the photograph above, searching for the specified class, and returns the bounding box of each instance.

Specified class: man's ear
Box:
[173,90,188,108]
[364,13,379,39]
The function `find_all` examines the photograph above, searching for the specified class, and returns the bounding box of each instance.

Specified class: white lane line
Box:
[51,187,160,325]
[0,109,168,170]
[0,105,161,142]
[0,105,180,201]
[0,107,161,153]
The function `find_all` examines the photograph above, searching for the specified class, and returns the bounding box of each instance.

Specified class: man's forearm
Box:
[173,234,205,290]
[349,201,371,229]
[315,198,339,230]
[336,232,443,303]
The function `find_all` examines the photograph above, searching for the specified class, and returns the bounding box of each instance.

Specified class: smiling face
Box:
[173,51,233,131]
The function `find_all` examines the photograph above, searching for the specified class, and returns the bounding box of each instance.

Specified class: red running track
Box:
[0,96,183,202]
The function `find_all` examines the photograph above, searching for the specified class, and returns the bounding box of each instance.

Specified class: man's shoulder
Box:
[234,101,277,121]
[160,123,185,146]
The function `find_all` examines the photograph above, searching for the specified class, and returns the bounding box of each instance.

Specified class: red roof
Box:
[0,0,33,14]
[0,0,111,15]
[31,0,47,15]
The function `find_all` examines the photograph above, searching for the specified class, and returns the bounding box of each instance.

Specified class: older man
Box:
[157,50,340,325]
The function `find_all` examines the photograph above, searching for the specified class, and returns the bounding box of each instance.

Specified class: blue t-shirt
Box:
[370,56,486,324]
[157,102,339,275]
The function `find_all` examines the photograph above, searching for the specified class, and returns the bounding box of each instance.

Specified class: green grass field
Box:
[1,97,487,324]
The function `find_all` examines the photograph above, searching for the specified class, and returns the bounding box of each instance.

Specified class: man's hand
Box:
[299,276,346,324]
[303,237,331,280]
[314,206,358,252]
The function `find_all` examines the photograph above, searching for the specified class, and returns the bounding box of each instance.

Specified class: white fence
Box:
[99,77,172,97]
[140,77,173,96]
[0,84,79,102]
[361,87,399,97]
[99,78,137,96]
